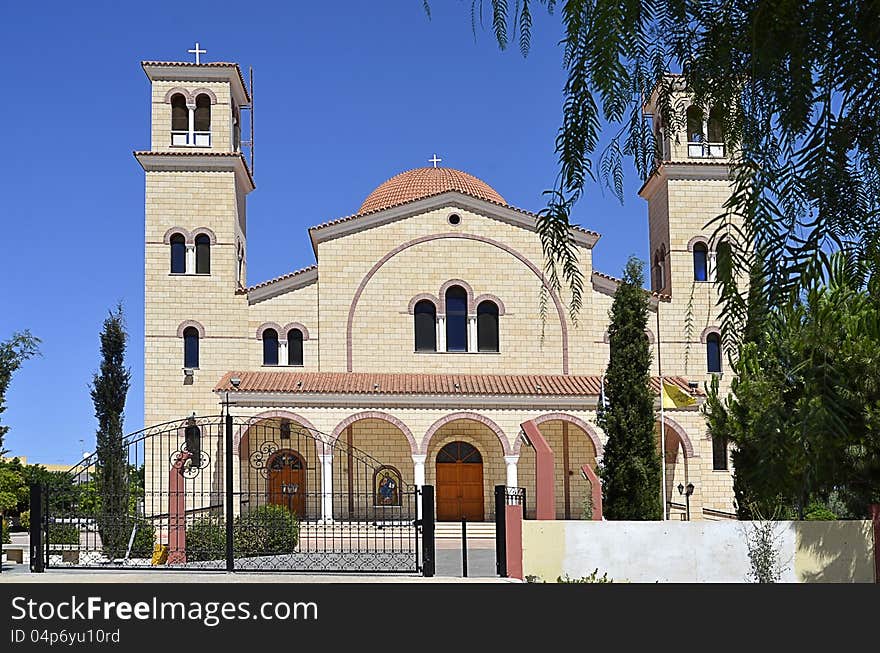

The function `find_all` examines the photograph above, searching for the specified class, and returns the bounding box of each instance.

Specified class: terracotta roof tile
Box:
[214,371,701,398]
[133,150,255,188]
[359,167,506,213]
[243,265,317,293]
[592,270,672,301]
[140,61,250,102]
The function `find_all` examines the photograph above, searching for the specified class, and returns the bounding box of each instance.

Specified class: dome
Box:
[359,167,506,214]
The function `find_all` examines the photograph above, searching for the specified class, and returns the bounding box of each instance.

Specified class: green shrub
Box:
[1,517,10,544]
[49,522,80,545]
[19,510,30,531]
[234,505,299,557]
[128,519,156,557]
[805,502,837,521]
[186,516,225,562]
[558,569,613,583]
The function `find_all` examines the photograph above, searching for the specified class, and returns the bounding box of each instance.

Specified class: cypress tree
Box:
[598,257,661,520]
[90,305,131,558]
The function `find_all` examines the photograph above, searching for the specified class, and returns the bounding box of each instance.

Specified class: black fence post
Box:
[29,483,44,573]
[225,413,234,572]
[461,518,468,578]
[495,485,507,577]
[421,485,435,578]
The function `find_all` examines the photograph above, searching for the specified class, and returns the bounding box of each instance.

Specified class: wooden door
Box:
[267,450,306,517]
[436,441,484,521]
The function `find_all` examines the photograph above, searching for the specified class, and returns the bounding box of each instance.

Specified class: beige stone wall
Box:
[150,80,234,153]
[247,283,319,370]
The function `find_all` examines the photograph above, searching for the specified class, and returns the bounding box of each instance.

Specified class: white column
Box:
[437,316,446,352]
[188,107,195,145]
[504,455,519,488]
[319,453,333,523]
[278,340,288,366]
[185,244,195,275]
[468,315,477,352]
[412,454,426,519]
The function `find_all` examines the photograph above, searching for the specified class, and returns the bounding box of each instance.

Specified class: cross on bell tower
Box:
[188,42,206,64]
[428,154,442,168]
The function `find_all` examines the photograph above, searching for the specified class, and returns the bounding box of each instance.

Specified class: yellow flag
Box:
[661,380,697,409]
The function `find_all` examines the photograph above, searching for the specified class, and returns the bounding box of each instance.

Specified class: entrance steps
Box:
[434,521,496,539]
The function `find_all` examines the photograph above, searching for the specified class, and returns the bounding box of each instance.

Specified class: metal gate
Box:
[31,414,434,574]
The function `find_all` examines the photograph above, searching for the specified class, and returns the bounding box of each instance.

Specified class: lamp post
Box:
[677,482,695,521]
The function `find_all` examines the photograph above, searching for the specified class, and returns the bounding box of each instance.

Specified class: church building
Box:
[137,54,736,523]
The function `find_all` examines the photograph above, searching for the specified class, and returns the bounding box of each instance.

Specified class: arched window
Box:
[413,300,437,352]
[436,441,482,463]
[194,94,211,132]
[171,94,188,132]
[693,242,708,281]
[183,326,199,368]
[712,432,728,470]
[287,329,304,366]
[706,332,722,373]
[714,238,732,282]
[262,329,279,366]
[707,106,724,143]
[445,286,468,352]
[686,106,704,142]
[195,234,210,274]
[477,300,499,352]
[170,233,186,274]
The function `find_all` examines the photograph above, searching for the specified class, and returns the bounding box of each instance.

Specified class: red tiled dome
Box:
[359,167,506,214]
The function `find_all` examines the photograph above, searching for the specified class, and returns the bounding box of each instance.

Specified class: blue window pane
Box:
[693,244,708,281]
[263,329,279,366]
[445,286,468,352]
[183,327,199,368]
[707,334,722,372]
[170,234,186,274]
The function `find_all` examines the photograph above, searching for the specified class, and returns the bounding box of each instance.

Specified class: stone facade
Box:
[139,59,738,522]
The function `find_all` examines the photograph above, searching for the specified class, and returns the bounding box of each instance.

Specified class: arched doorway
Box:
[267,449,306,518]
[436,441,484,521]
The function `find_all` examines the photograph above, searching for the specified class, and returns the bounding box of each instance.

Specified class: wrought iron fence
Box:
[33,414,430,574]
[494,485,525,577]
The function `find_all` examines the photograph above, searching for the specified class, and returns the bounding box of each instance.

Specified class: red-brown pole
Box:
[871,504,880,583]
[167,451,193,565]
[520,420,555,520]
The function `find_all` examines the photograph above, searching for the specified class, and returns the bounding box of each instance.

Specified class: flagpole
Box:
[657,299,667,521]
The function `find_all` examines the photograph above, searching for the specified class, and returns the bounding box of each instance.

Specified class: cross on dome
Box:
[428,154,442,168]
[188,42,206,64]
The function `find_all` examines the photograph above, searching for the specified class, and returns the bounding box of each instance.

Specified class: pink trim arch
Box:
[191,227,217,245]
[234,410,327,456]
[163,227,193,244]
[330,411,418,453]
[281,322,310,340]
[256,322,283,339]
[519,412,604,458]
[687,235,710,252]
[176,320,205,338]
[700,326,721,344]
[438,279,476,314]
[420,412,511,456]
[407,293,440,315]
[660,415,696,458]
[473,293,506,316]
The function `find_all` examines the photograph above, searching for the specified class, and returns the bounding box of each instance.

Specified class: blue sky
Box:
[0,1,646,465]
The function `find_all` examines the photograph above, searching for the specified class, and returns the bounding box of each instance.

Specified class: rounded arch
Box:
[163,87,193,104]
[407,293,440,315]
[190,88,218,104]
[687,235,710,252]
[281,322,310,340]
[330,411,418,453]
[346,233,570,373]
[473,293,506,316]
[163,227,193,244]
[521,413,604,458]
[659,415,695,458]
[234,410,325,457]
[191,226,217,245]
[700,326,722,344]
[176,319,205,338]
[256,322,283,339]
[438,279,475,314]
[420,412,510,456]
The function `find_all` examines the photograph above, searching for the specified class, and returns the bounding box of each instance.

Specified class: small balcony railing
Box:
[687,141,725,158]
[171,131,211,147]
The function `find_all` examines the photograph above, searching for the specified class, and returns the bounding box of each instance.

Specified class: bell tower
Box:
[639,78,739,380]
[136,47,254,428]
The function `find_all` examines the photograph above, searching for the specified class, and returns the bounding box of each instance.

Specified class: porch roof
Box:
[214,371,702,399]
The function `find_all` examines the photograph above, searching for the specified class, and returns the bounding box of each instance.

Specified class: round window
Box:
[448,214,461,225]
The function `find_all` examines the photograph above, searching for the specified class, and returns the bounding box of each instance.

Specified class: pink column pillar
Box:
[167,451,192,565]
[871,504,880,583]
[580,464,603,521]
[505,502,523,580]
[520,420,555,520]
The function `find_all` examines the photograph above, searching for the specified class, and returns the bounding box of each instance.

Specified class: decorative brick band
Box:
[517,412,604,458]
[473,293,506,316]
[190,87,218,104]
[164,87,193,104]
[163,227,193,244]
[176,320,205,338]
[234,410,327,457]
[438,279,476,313]
[346,232,569,374]
[407,293,440,315]
[329,411,418,453]
[281,322,310,340]
[192,226,217,245]
[660,415,695,457]
[256,322,283,339]
[420,412,511,456]
[700,326,721,344]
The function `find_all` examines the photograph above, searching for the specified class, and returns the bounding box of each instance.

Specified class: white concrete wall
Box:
[521,520,875,583]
